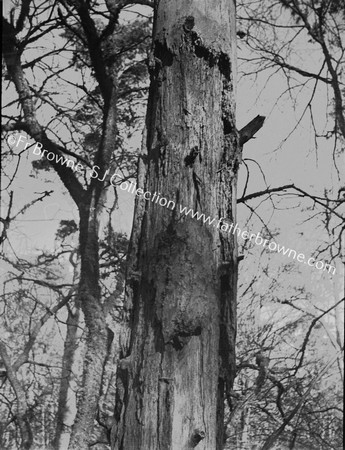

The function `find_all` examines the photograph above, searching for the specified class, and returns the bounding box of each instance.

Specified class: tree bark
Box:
[67,203,108,450]
[68,91,118,450]
[3,4,125,448]
[53,303,81,450]
[112,1,239,449]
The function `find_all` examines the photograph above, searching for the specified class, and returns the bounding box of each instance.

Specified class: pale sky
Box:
[1,3,344,300]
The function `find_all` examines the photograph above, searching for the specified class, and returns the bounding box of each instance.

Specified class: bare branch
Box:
[15,0,32,33]
[13,289,76,372]
[270,54,331,84]
[62,0,113,101]
[294,297,345,375]
[0,191,14,245]
[238,184,295,203]
[0,341,33,449]
[239,115,266,146]
[2,17,85,205]
[238,184,345,220]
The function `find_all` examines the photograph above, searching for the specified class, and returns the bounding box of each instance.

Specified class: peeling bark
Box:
[112,1,238,449]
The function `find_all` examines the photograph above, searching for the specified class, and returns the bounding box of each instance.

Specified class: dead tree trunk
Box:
[112,1,239,449]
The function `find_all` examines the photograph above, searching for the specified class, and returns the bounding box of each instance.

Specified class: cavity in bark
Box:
[190,428,206,447]
[184,31,232,80]
[183,16,195,32]
[184,146,200,167]
[170,325,202,350]
[154,40,174,67]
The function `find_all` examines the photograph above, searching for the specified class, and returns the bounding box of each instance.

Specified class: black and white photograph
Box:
[1,1,344,449]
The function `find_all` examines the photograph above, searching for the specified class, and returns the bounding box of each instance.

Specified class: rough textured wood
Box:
[112,1,238,448]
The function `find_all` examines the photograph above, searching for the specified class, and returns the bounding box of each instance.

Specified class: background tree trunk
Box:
[68,93,118,449]
[53,303,81,450]
[112,1,239,448]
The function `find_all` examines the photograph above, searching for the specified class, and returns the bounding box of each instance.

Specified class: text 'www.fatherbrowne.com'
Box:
[8,132,336,275]
[116,177,336,276]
